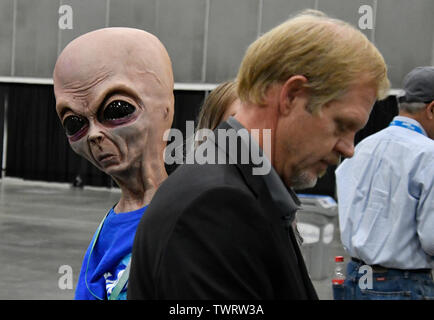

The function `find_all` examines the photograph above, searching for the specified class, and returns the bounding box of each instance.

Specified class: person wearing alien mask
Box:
[53,28,174,300]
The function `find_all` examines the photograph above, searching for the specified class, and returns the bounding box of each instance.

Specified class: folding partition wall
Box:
[1,0,433,85]
[0,0,429,195]
[3,83,111,186]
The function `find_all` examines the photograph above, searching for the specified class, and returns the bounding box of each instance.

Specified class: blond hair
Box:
[237,10,390,113]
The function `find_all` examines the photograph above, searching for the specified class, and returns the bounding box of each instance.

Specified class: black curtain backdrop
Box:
[355,95,399,144]
[3,84,205,187]
[4,83,111,187]
[2,82,397,194]
[166,90,206,175]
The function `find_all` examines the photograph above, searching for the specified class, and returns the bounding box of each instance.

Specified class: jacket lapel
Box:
[212,119,318,299]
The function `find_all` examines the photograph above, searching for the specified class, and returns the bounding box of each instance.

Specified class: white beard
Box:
[290,170,318,190]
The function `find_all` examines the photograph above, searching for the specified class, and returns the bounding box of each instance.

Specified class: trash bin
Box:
[295,194,338,280]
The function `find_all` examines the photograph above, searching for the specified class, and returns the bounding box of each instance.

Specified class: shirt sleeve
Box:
[155,186,277,299]
[415,152,434,257]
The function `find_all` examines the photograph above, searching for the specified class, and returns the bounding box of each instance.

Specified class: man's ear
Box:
[279,75,309,116]
[426,101,434,120]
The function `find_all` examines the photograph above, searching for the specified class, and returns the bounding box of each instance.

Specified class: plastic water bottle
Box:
[332,256,346,300]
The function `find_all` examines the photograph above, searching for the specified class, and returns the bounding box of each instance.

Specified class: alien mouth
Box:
[97,154,116,162]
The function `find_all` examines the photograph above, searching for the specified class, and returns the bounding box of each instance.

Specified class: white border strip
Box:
[0,76,219,91]
[175,83,217,91]
[0,76,54,85]
[0,176,121,193]
[0,77,402,95]
[389,89,404,97]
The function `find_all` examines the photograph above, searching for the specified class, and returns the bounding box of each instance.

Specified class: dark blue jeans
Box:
[336,260,434,300]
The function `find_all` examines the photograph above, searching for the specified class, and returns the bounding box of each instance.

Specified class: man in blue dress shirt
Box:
[336,66,434,299]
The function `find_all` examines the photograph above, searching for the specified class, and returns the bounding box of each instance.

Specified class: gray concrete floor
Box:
[0,177,347,300]
[0,177,120,299]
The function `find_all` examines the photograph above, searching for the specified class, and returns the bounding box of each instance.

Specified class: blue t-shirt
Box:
[75,205,147,300]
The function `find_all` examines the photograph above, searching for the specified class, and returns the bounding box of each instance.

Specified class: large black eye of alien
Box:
[102,100,136,121]
[63,115,87,136]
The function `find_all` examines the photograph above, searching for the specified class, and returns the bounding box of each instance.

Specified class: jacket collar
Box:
[212,118,300,223]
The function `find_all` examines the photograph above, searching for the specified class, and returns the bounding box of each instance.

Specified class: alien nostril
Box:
[89,135,103,144]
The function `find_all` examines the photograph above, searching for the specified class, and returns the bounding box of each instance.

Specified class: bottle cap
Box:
[332,279,345,285]
[335,256,344,262]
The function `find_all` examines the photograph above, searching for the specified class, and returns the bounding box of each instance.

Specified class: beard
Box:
[290,172,317,190]
[288,167,327,190]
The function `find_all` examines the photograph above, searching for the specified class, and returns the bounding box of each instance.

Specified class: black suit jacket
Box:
[128,121,318,300]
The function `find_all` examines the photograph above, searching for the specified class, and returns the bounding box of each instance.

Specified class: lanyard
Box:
[84,207,131,300]
[389,120,425,136]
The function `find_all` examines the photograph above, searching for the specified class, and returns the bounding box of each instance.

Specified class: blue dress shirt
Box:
[336,116,434,269]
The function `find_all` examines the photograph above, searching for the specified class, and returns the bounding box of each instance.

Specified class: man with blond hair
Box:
[128,10,389,300]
